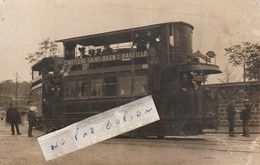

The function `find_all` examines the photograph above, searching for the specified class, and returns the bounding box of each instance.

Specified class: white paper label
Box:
[38,95,160,161]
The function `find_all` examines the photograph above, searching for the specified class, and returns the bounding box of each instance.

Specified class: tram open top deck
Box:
[55,21,220,77]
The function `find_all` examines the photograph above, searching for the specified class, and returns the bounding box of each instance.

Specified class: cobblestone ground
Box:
[0,116,260,165]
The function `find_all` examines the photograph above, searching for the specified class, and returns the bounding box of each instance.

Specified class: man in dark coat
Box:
[6,103,21,135]
[180,73,194,92]
[227,100,236,137]
[240,99,251,137]
[27,101,37,137]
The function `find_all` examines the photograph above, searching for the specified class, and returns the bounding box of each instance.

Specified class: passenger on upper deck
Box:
[88,48,95,57]
[78,47,87,58]
[102,44,113,55]
[146,31,161,51]
[95,48,102,56]
[133,33,147,51]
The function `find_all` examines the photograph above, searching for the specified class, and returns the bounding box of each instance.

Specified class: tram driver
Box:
[180,73,195,92]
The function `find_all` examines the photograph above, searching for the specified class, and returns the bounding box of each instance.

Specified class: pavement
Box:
[1,118,260,165]
[204,126,260,134]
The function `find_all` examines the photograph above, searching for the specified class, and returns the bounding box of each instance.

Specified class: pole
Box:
[243,56,245,82]
[15,72,18,108]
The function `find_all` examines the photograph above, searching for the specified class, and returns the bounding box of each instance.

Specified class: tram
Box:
[30,22,221,136]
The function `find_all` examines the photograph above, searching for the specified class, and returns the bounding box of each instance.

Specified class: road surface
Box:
[0,117,260,165]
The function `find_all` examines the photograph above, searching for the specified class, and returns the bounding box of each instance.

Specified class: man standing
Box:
[27,101,37,137]
[240,99,251,137]
[6,103,22,135]
[227,100,236,137]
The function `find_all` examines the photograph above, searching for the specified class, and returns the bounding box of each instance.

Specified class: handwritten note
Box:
[38,95,160,161]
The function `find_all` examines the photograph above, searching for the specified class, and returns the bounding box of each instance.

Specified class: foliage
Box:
[225,42,260,80]
[0,80,31,109]
[0,80,30,96]
[25,38,59,64]
[217,64,237,83]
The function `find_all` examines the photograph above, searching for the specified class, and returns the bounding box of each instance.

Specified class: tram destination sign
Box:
[38,95,159,161]
[64,51,148,65]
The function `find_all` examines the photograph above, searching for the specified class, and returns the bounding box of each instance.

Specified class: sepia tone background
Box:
[1,1,260,165]
[0,0,260,83]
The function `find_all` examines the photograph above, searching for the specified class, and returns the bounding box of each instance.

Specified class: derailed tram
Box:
[30,22,221,137]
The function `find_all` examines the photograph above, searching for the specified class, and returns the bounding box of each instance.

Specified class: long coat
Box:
[27,106,37,124]
[6,108,21,123]
[240,104,251,120]
[227,103,236,121]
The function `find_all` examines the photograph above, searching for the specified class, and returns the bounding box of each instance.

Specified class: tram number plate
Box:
[38,95,160,161]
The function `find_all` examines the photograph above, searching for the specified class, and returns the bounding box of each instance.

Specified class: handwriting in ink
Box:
[145,108,152,114]
[136,111,141,117]
[83,132,87,138]
[123,111,128,122]
[51,142,58,151]
[75,128,79,141]
[90,127,95,134]
[49,106,154,151]
[60,139,65,145]
[116,120,120,125]
[106,121,112,129]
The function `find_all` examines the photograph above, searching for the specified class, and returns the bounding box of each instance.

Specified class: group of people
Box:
[227,99,251,137]
[76,31,161,59]
[78,44,113,58]
[5,101,38,137]
[4,98,253,138]
[133,31,161,52]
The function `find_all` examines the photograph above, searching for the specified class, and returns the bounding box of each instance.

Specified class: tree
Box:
[217,64,237,83]
[25,38,59,64]
[225,42,260,81]
[49,41,58,56]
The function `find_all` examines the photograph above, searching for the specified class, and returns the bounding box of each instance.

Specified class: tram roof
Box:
[32,57,63,71]
[177,63,222,74]
[56,22,193,47]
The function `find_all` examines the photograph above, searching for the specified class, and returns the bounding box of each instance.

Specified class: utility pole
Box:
[243,57,246,82]
[15,72,18,108]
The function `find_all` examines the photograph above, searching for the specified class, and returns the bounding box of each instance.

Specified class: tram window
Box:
[32,89,41,102]
[32,71,39,79]
[91,79,102,97]
[119,77,131,96]
[170,36,174,47]
[65,81,77,98]
[170,29,180,47]
[189,31,193,50]
[104,77,117,96]
[134,75,147,96]
[78,80,89,98]
[175,29,180,46]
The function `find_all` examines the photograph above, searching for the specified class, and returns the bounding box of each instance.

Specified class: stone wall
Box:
[205,81,260,126]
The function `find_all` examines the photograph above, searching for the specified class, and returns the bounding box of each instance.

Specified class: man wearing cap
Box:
[27,101,38,137]
[227,100,236,137]
[6,103,22,135]
[240,99,251,137]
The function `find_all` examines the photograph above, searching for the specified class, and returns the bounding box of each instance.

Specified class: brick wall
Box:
[205,81,260,126]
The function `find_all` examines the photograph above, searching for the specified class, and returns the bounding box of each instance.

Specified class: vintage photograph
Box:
[0,0,260,164]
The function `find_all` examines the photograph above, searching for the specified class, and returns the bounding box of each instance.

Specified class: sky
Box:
[0,0,260,83]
